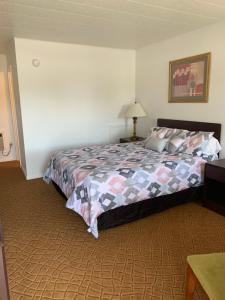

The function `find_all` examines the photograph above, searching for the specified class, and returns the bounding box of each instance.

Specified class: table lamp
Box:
[125,101,147,141]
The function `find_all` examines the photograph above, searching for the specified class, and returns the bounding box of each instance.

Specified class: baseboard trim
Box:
[20,163,27,179]
[19,164,43,180]
[25,172,43,180]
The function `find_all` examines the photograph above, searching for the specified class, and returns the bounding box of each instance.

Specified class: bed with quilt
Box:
[44,119,221,238]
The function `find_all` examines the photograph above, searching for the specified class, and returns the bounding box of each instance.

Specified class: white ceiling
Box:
[0,0,225,50]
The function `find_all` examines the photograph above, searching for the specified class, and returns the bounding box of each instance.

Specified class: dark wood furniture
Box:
[0,225,10,300]
[53,118,221,231]
[120,136,145,143]
[157,118,221,141]
[204,159,225,216]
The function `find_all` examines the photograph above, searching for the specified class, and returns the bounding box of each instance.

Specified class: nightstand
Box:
[204,159,225,216]
[120,137,145,143]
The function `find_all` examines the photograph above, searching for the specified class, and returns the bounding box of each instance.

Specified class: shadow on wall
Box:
[117,103,133,137]
[0,72,14,161]
[118,102,153,138]
[118,103,130,118]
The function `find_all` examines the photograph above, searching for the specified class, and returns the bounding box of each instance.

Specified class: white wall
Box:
[136,21,225,157]
[14,38,135,179]
[0,55,16,162]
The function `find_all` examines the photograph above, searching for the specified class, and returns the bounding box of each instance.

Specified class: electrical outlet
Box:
[0,133,4,151]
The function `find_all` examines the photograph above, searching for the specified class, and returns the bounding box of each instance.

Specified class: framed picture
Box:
[168,52,211,103]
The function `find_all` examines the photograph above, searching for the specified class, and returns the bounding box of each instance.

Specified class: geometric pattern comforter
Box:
[44,142,212,238]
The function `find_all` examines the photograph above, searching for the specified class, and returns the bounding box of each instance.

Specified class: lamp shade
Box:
[125,102,147,118]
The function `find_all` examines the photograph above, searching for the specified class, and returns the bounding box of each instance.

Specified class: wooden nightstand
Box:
[204,159,225,216]
[120,137,145,143]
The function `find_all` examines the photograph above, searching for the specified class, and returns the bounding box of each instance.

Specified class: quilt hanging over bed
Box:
[44,142,212,238]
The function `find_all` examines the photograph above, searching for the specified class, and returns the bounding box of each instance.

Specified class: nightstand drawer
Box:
[205,164,225,184]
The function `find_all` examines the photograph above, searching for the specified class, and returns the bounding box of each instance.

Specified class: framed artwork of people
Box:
[168,53,211,103]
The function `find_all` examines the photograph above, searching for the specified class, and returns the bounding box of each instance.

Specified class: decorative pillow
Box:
[166,134,186,154]
[145,137,168,153]
[181,131,214,156]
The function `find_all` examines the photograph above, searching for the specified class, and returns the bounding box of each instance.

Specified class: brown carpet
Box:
[1,167,225,300]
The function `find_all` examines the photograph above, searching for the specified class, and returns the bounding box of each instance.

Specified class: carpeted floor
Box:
[1,166,225,300]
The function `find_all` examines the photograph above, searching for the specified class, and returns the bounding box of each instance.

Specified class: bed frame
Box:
[157,119,221,141]
[53,119,221,230]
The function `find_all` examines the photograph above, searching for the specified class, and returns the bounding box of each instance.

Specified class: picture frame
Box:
[168,52,211,103]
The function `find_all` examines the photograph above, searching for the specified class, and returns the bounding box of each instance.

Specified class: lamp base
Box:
[130,136,137,141]
[131,117,138,142]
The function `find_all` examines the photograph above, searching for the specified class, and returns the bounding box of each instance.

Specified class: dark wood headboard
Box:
[157,119,221,141]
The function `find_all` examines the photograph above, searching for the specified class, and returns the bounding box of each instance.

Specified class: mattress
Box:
[44,142,213,238]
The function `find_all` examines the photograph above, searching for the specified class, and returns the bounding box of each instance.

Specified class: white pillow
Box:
[203,137,222,155]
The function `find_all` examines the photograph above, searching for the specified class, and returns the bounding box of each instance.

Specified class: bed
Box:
[44,119,221,238]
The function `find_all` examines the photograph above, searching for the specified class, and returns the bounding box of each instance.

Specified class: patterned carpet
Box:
[1,166,225,300]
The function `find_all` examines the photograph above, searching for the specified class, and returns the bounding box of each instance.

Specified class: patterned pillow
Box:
[164,128,181,138]
[150,127,169,139]
[166,134,186,154]
[150,127,180,139]
[180,131,214,156]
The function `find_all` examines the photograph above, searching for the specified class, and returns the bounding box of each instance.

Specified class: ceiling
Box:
[0,0,225,51]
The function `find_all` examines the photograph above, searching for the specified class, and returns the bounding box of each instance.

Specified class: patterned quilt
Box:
[44,142,212,238]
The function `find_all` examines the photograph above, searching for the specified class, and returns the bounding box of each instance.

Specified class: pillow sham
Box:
[149,127,169,139]
[149,127,180,139]
[181,131,214,156]
[145,137,168,153]
[166,134,186,154]
[164,128,181,139]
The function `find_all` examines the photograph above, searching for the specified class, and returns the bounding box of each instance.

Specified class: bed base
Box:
[97,186,202,229]
[52,181,203,230]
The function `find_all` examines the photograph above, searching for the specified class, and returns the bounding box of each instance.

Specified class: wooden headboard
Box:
[157,118,221,141]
